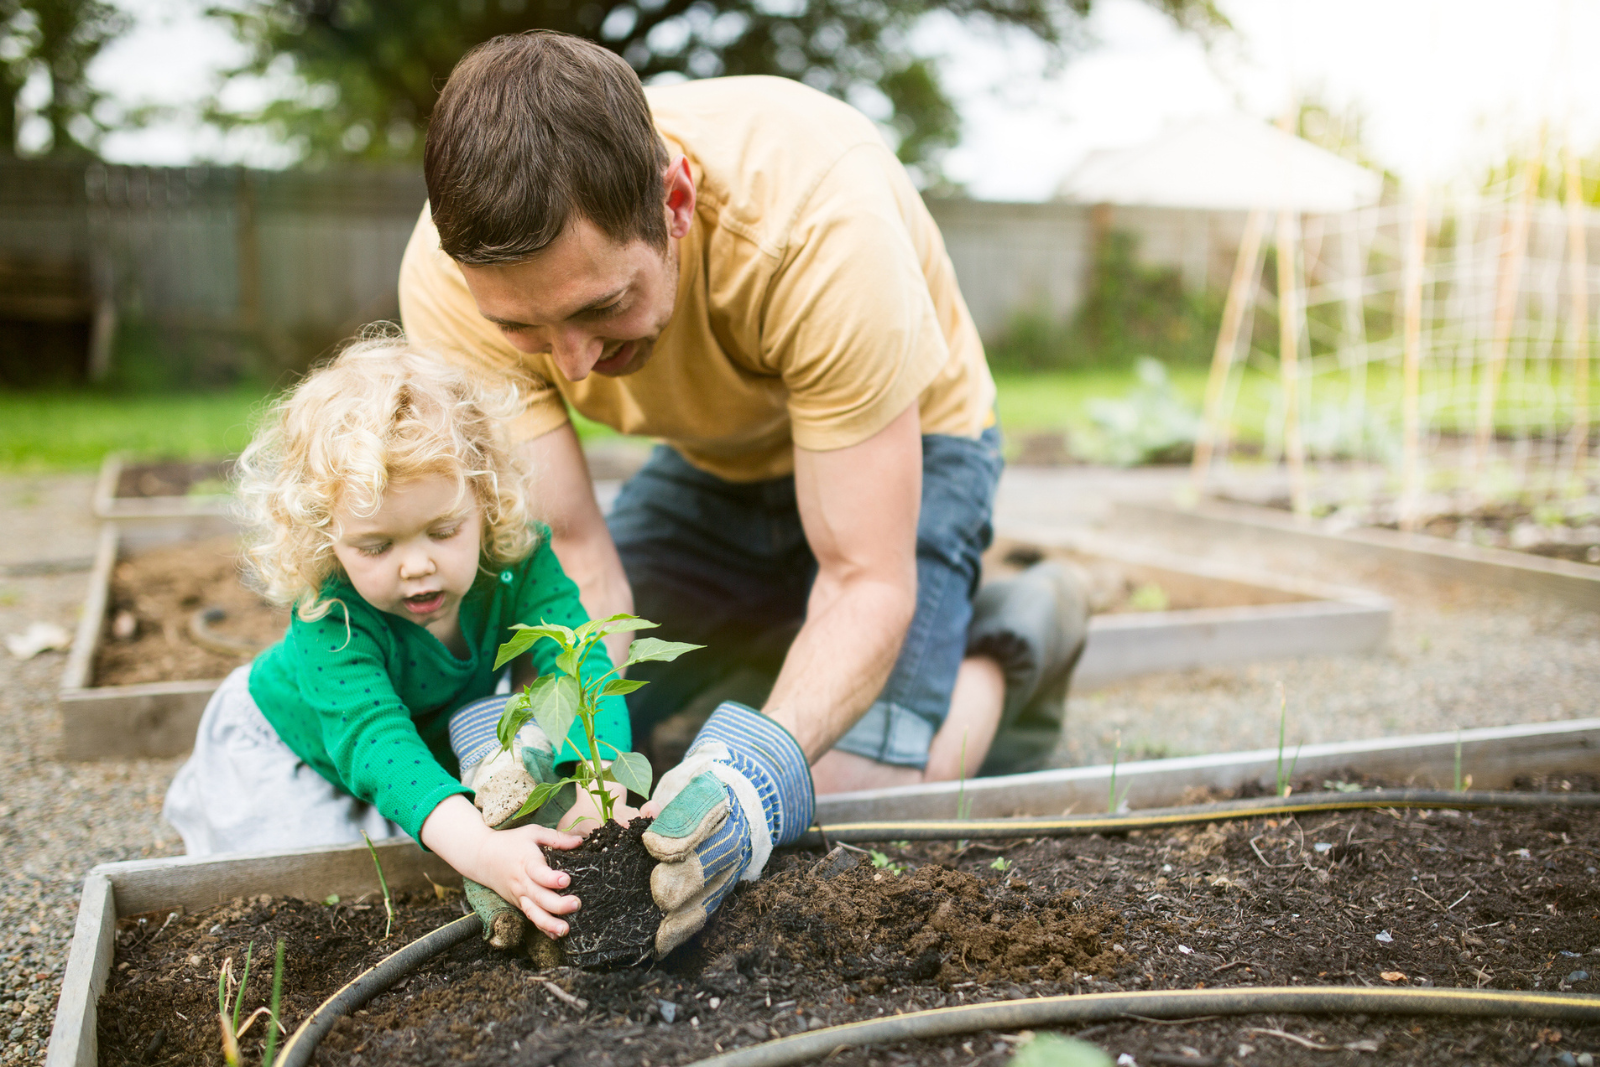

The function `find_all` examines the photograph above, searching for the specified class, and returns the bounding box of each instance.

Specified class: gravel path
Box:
[0,475,183,1066]
[3,466,1599,1064]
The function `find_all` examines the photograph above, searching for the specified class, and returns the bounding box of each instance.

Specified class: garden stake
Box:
[360,831,393,940]
[1106,732,1122,813]
[1455,729,1464,792]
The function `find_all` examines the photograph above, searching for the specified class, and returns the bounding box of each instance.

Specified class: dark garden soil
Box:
[94,536,288,686]
[548,819,662,970]
[113,459,234,500]
[1218,493,1600,567]
[95,779,1600,1067]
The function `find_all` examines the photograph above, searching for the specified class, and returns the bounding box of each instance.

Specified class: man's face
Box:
[459,216,679,382]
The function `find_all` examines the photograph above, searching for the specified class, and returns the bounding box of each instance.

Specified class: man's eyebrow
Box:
[481,286,628,329]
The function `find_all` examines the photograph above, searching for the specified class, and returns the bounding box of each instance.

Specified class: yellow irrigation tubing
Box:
[800,788,1600,844]
[684,987,1600,1067]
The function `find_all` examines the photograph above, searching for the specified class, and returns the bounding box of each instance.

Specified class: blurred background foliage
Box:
[0,0,134,155]
[202,0,1228,187]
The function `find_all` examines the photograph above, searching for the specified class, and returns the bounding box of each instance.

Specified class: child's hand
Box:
[473,822,585,938]
[421,794,582,938]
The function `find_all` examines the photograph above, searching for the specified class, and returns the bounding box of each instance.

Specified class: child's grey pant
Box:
[164,665,403,856]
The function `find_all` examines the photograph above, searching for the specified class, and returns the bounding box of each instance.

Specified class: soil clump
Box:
[548,818,660,970]
[94,789,1600,1066]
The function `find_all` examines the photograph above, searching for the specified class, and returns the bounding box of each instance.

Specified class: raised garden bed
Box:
[92,455,235,522]
[61,524,1393,762]
[50,726,1600,1067]
[1115,498,1600,614]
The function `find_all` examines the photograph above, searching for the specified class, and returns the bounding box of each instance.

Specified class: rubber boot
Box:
[966,561,1091,776]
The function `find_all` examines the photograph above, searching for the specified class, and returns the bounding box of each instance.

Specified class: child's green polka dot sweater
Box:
[247,531,629,842]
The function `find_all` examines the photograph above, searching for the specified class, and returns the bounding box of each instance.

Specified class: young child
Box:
[163,333,630,939]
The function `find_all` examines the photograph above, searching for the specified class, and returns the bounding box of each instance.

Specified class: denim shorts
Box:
[607,426,1003,768]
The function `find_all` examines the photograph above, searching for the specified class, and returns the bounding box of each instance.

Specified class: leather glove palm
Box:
[642,701,814,956]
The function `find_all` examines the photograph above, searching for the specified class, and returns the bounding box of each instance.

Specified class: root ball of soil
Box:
[547,817,660,970]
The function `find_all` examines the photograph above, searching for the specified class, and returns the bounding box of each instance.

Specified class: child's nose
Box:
[399,546,436,579]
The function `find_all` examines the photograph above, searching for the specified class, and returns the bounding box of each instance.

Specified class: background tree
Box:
[206,0,1225,185]
[0,0,130,156]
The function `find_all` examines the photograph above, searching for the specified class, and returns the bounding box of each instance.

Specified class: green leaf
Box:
[625,637,705,666]
[610,751,653,797]
[496,690,532,751]
[492,628,543,670]
[574,613,659,642]
[555,646,581,678]
[512,780,572,821]
[528,673,580,746]
[599,677,648,696]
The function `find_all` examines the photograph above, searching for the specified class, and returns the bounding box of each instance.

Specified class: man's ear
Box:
[663,156,695,240]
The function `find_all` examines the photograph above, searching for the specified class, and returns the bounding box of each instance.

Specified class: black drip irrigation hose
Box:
[275,789,1600,1067]
[681,987,1600,1067]
[274,912,482,1067]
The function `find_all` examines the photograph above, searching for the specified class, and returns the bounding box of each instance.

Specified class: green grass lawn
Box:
[3,360,1585,471]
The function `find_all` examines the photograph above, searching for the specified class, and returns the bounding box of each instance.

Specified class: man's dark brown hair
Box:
[425,32,670,265]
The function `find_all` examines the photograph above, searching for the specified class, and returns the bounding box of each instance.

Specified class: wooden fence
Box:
[0,159,1235,385]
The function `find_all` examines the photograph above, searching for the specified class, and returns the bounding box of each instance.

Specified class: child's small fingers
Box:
[531,865,571,891]
[524,825,583,849]
[639,799,663,819]
[521,885,580,918]
[521,898,571,939]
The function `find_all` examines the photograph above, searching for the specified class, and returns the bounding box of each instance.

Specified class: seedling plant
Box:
[493,613,701,824]
[216,938,285,1067]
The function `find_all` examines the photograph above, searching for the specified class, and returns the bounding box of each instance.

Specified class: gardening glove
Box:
[643,701,814,957]
[448,695,577,950]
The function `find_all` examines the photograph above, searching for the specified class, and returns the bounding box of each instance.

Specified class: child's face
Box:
[331,473,482,641]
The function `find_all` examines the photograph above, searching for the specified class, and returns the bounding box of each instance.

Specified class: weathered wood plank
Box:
[99,837,460,918]
[58,525,116,693]
[1114,499,1600,612]
[44,874,114,1067]
[815,719,1600,823]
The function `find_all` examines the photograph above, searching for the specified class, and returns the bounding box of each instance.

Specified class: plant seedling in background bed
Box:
[868,850,906,876]
[1274,684,1302,798]
[493,613,701,824]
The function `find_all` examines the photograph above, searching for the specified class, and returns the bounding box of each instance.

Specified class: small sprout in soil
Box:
[1454,729,1472,792]
[1107,731,1127,813]
[868,850,906,876]
[989,856,1012,873]
[262,939,285,1067]
[321,894,339,906]
[1323,779,1363,793]
[1011,1033,1113,1067]
[1274,683,1301,797]
[360,830,394,940]
[493,613,701,825]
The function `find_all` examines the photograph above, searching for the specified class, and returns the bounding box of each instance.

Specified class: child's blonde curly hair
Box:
[237,328,536,620]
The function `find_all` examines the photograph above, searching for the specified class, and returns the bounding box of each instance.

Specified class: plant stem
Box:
[1108,732,1122,814]
[360,831,394,940]
[1275,683,1289,797]
[574,635,615,824]
[262,939,285,1067]
[233,941,253,1033]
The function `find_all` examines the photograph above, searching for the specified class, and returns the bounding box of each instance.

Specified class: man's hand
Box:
[640,701,814,957]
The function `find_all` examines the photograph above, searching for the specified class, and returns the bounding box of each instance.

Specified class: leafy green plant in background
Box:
[1078,358,1200,466]
[494,614,700,826]
[986,229,1224,373]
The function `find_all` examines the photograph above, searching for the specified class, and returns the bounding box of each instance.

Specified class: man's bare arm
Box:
[516,424,635,670]
[762,403,921,760]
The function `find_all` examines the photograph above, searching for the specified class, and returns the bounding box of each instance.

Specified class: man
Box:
[400,32,1086,954]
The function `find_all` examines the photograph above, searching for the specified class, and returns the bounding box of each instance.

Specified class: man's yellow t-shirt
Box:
[398,75,995,484]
